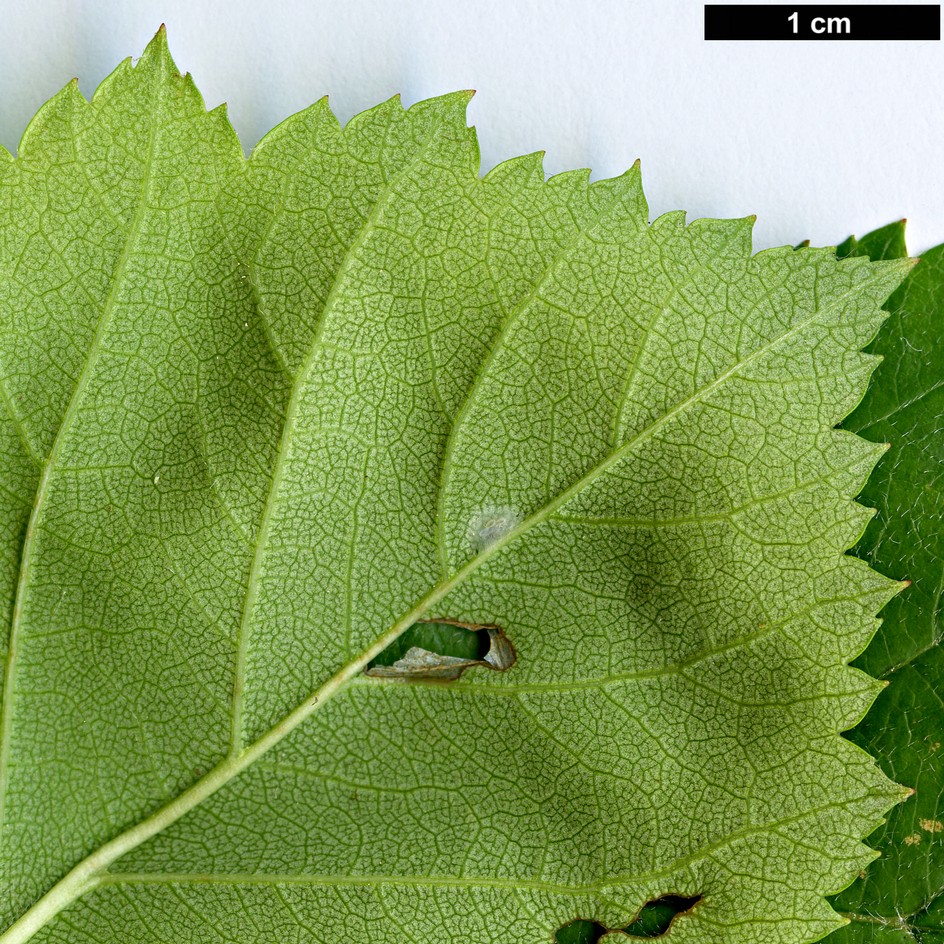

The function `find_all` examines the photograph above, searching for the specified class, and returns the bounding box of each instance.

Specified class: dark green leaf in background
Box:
[826,222,944,943]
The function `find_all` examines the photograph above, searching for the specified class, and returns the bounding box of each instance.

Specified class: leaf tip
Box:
[894,255,921,276]
[619,158,644,191]
[139,22,176,73]
[150,22,169,51]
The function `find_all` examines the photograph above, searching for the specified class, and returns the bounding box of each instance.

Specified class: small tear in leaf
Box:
[554,895,702,943]
[365,621,515,681]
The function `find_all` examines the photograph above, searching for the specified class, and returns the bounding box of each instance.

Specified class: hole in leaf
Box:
[555,919,606,944]
[554,895,701,943]
[364,620,515,681]
[624,896,701,937]
[554,918,606,944]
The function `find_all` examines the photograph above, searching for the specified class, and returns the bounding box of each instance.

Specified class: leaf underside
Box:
[824,225,944,944]
[0,30,912,944]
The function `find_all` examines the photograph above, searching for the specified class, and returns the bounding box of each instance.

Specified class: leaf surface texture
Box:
[0,32,910,944]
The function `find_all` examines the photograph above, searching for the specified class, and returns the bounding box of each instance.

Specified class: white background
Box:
[2,0,941,252]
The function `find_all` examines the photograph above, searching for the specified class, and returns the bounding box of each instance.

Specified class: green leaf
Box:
[826,223,944,943]
[0,31,911,944]
[835,222,909,265]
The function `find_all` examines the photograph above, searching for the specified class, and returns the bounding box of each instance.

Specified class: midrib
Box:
[0,209,902,941]
[0,74,164,847]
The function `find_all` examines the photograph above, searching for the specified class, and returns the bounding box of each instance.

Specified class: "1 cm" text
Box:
[788,11,852,34]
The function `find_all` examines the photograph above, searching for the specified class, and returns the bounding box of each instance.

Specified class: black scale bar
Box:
[705,4,940,40]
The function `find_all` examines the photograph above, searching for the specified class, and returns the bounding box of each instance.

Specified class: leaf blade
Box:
[0,30,289,925]
[0,33,912,944]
